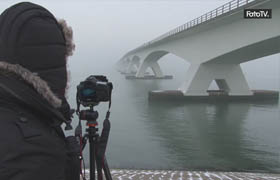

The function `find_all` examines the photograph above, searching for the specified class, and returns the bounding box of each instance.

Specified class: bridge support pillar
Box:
[179,64,253,96]
[136,61,163,78]
[150,62,163,77]
[125,60,138,74]
[125,61,132,74]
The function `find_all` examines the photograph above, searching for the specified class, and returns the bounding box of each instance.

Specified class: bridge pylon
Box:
[178,63,253,96]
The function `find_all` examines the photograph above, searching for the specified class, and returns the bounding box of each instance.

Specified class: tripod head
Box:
[79,108,99,128]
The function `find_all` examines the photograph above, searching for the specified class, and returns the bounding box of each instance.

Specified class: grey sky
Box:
[0,0,230,55]
[0,0,279,90]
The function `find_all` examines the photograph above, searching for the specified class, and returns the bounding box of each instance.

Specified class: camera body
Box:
[77,75,113,107]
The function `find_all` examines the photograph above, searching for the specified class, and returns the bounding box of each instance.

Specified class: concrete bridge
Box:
[116,0,280,96]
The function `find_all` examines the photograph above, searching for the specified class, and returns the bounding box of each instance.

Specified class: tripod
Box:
[78,107,112,180]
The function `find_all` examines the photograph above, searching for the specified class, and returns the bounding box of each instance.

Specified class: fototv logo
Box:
[244,9,272,19]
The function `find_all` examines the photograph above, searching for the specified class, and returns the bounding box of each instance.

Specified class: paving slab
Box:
[82,169,280,180]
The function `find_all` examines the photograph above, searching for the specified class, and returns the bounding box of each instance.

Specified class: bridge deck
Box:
[126,0,259,55]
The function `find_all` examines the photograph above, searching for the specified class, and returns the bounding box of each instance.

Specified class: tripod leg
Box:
[102,157,112,180]
[89,136,96,180]
[96,146,103,180]
[97,167,103,180]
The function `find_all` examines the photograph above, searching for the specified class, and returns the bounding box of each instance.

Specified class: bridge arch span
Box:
[136,49,192,77]
[136,50,167,77]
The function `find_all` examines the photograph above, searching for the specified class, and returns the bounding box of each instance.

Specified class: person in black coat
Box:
[0,2,79,180]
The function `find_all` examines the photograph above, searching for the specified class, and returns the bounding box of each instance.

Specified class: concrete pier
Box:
[126,75,173,80]
[121,72,150,76]
[149,90,279,102]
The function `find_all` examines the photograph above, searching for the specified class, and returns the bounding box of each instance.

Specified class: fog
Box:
[1,0,279,172]
[0,0,279,90]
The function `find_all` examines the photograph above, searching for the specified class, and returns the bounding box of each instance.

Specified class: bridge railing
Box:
[135,0,256,51]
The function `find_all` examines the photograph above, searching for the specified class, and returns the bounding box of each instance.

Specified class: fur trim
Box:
[0,61,62,108]
[57,19,74,97]
[57,19,75,58]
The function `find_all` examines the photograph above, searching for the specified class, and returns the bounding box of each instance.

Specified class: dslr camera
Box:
[76,75,113,107]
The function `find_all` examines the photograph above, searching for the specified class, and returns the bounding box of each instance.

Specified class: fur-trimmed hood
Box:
[0,17,75,108]
[58,19,75,58]
[0,2,75,109]
[0,61,62,108]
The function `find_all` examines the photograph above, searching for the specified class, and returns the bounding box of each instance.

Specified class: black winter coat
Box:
[0,74,79,180]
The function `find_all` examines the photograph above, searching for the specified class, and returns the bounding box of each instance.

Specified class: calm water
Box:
[66,66,280,173]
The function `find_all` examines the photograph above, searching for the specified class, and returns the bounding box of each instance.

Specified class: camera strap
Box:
[96,88,112,179]
[97,88,112,171]
[108,86,112,110]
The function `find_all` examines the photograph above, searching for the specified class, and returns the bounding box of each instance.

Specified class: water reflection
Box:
[71,71,280,173]
[146,100,279,172]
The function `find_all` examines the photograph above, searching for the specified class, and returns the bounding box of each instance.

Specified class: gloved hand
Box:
[65,136,80,180]
[66,136,80,155]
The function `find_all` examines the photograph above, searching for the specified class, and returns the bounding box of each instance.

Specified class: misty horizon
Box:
[0,0,279,90]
